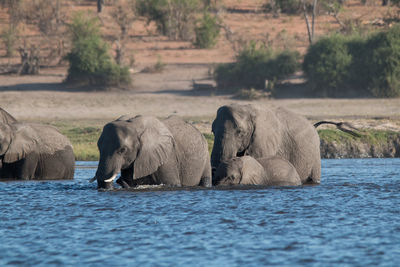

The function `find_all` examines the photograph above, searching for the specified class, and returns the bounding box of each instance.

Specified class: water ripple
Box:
[0,159,400,266]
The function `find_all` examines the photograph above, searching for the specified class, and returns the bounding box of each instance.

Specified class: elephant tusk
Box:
[104,173,118,183]
[89,176,97,183]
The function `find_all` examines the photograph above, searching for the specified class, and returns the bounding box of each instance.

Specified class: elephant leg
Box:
[199,160,212,187]
[118,166,156,188]
[309,163,321,184]
[153,157,181,186]
[116,177,131,188]
[18,154,39,180]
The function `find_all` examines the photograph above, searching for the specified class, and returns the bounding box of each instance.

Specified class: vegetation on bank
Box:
[2,1,400,96]
[214,42,300,92]
[57,123,400,161]
[66,12,131,87]
[319,129,400,158]
[303,25,400,97]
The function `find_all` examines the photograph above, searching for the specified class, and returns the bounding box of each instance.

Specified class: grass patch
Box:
[203,133,214,155]
[51,122,103,161]
[318,129,399,145]
[62,126,101,161]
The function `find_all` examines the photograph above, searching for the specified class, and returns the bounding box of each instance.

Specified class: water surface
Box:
[0,159,399,266]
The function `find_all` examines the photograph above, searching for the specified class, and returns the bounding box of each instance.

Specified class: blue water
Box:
[0,159,399,266]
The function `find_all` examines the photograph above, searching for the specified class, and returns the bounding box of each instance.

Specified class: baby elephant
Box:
[214,156,301,186]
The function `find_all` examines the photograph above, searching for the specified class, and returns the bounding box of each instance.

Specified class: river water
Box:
[0,159,399,266]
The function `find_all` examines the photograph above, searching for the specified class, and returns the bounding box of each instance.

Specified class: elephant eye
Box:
[118,147,127,154]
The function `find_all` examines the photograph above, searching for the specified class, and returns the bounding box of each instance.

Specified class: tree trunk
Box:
[303,0,317,44]
[18,46,40,75]
[97,0,104,13]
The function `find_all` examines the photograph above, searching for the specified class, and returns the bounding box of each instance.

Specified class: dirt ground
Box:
[0,65,399,133]
[0,1,399,133]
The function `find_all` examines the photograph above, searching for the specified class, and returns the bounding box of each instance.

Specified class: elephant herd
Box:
[0,104,356,189]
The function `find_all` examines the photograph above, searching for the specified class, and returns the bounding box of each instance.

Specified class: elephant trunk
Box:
[211,137,237,175]
[95,154,122,189]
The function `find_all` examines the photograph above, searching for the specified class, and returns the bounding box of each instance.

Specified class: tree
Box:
[66,12,131,87]
[98,0,105,12]
[110,0,137,66]
[303,0,317,44]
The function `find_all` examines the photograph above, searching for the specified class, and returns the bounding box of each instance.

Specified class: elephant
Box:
[91,115,212,189]
[0,108,17,124]
[0,122,75,180]
[211,104,322,185]
[214,156,301,186]
[211,104,360,185]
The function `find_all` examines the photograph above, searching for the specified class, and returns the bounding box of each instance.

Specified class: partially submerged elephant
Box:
[0,122,75,180]
[211,104,322,184]
[92,115,211,189]
[214,156,301,186]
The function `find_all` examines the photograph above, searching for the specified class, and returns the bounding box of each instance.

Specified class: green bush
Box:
[194,11,220,48]
[136,0,168,35]
[303,27,400,98]
[66,12,131,87]
[363,25,400,97]
[214,42,300,90]
[303,35,352,96]
[274,0,302,14]
[136,0,199,41]
[1,26,18,57]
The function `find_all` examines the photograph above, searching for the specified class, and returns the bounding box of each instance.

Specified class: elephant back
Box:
[28,123,73,155]
[256,156,301,186]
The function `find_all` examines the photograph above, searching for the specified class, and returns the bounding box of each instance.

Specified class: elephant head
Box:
[93,116,175,189]
[214,156,266,186]
[211,104,281,175]
[0,122,38,164]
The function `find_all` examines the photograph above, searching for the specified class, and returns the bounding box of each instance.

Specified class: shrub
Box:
[214,42,300,90]
[274,0,302,14]
[303,27,400,98]
[1,26,18,57]
[346,35,369,91]
[194,11,220,48]
[303,35,352,96]
[363,25,400,97]
[66,12,131,87]
[136,0,199,41]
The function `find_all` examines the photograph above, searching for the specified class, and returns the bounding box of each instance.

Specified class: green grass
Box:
[318,129,399,145]
[47,121,103,161]
[61,126,102,161]
[203,133,214,155]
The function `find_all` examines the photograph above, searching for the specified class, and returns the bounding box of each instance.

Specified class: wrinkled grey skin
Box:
[214,156,301,186]
[0,108,17,124]
[211,104,321,184]
[0,122,75,180]
[94,115,211,189]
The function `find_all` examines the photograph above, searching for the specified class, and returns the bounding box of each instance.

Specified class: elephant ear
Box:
[3,124,37,163]
[133,124,174,179]
[246,106,283,158]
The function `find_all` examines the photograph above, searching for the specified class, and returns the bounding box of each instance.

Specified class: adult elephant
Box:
[0,107,17,124]
[211,104,321,184]
[92,115,211,189]
[214,156,301,186]
[0,122,75,180]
